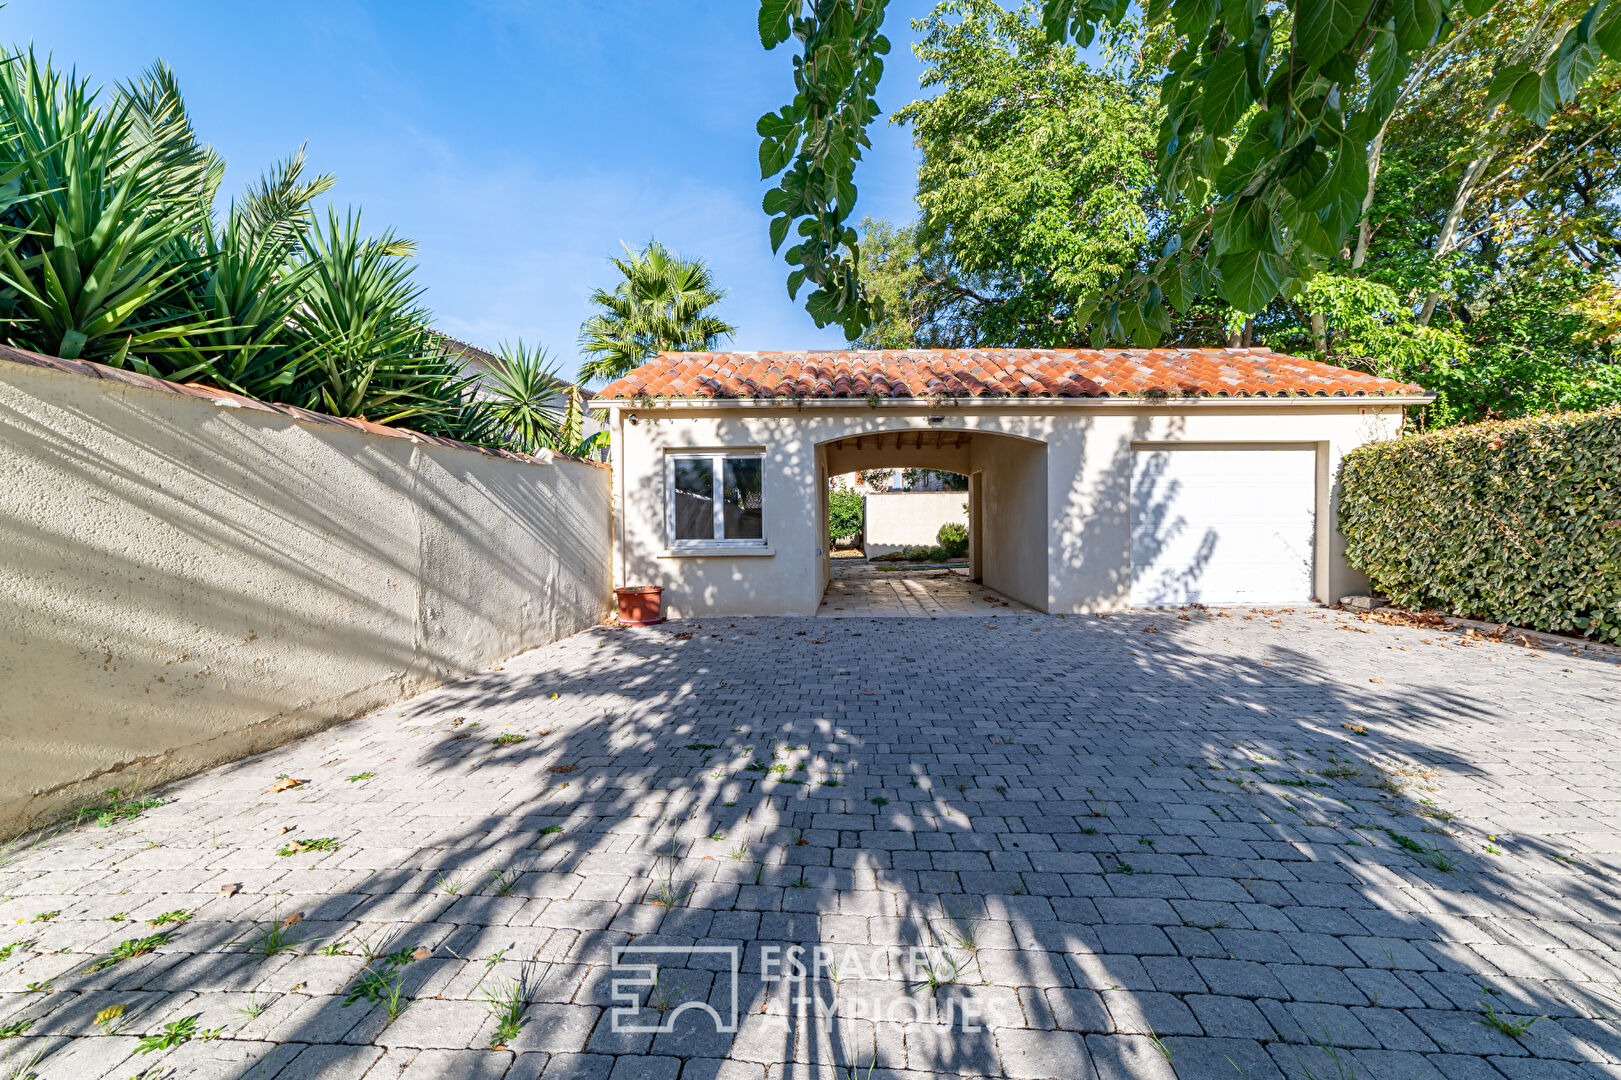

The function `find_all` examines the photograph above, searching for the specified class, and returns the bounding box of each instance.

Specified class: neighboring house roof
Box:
[594,348,1430,401]
[430,332,596,401]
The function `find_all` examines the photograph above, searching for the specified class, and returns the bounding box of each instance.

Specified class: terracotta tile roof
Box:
[594,348,1429,402]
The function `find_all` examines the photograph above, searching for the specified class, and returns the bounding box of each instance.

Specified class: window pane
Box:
[723,458,764,540]
[672,458,714,540]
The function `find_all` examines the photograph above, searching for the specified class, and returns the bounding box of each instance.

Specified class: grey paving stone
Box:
[1185,994,1276,1040]
[994,1028,1093,1079]
[0,612,1615,1079]
[1084,1033,1176,1080]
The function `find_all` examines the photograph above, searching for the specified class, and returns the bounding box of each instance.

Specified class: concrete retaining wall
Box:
[0,348,612,837]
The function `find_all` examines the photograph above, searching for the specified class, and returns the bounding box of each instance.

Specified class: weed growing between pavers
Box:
[275,836,342,856]
[344,942,426,1023]
[92,1004,126,1034]
[135,1014,221,1054]
[229,914,305,960]
[77,788,164,827]
[146,909,191,927]
[84,932,174,972]
[483,963,536,1048]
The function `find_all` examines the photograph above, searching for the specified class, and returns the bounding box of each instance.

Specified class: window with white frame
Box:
[666,452,765,547]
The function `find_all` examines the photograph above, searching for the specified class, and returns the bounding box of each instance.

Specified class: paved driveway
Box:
[2,609,1619,1080]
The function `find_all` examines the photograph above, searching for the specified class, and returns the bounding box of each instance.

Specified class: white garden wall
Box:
[0,348,611,836]
[863,491,969,558]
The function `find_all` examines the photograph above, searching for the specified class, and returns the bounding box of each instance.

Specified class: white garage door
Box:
[1130,447,1316,606]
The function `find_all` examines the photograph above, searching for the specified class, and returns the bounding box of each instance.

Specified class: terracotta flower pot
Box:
[614,585,664,626]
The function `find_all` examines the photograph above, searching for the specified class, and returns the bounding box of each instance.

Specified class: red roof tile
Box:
[594,348,1429,402]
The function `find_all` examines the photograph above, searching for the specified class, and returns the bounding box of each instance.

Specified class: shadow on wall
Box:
[0,364,611,836]
[1126,434,1217,605]
[5,612,1613,1077]
[1050,413,1207,610]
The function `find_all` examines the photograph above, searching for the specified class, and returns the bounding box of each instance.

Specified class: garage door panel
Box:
[1130,448,1315,605]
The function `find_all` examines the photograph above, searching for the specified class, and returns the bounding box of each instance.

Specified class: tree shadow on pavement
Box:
[2,608,1619,1080]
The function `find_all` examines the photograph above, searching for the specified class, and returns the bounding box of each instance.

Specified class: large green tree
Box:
[868,1,1160,348]
[576,241,736,384]
[757,0,1621,343]
[1277,3,1621,422]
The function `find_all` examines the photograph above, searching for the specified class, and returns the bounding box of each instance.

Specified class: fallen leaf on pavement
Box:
[266,778,304,793]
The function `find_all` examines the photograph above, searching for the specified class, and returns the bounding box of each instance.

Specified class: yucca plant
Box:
[149,149,333,399]
[0,54,218,363]
[292,210,467,425]
[0,50,523,453]
[481,341,568,454]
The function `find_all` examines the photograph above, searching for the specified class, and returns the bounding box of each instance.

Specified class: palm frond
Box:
[576,238,735,383]
[116,60,221,215]
[230,144,335,263]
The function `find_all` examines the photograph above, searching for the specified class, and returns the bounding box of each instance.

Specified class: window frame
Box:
[665,451,766,549]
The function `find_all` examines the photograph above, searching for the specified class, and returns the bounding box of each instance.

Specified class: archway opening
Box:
[813,427,1047,616]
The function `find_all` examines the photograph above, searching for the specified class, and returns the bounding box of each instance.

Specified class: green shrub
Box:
[828,488,864,546]
[936,522,969,558]
[1338,406,1620,643]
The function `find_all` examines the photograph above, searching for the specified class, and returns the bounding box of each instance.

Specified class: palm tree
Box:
[576,240,735,383]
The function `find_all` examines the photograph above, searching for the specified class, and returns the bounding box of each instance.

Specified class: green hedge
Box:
[1339,406,1621,644]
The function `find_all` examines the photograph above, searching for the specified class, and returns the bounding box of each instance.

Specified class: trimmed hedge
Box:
[1339,406,1621,644]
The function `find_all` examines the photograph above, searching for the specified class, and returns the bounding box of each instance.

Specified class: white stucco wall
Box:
[0,354,611,836]
[605,400,1406,618]
[864,492,970,557]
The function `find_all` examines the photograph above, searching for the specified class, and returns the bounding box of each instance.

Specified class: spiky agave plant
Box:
[481,341,569,455]
[291,210,469,426]
[0,54,219,363]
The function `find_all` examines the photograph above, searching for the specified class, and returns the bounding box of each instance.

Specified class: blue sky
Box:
[7,1,938,378]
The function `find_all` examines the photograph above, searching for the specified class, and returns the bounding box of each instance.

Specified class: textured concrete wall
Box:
[0,353,611,836]
[863,492,970,558]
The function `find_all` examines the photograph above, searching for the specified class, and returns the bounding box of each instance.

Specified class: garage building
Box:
[594,349,1430,617]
